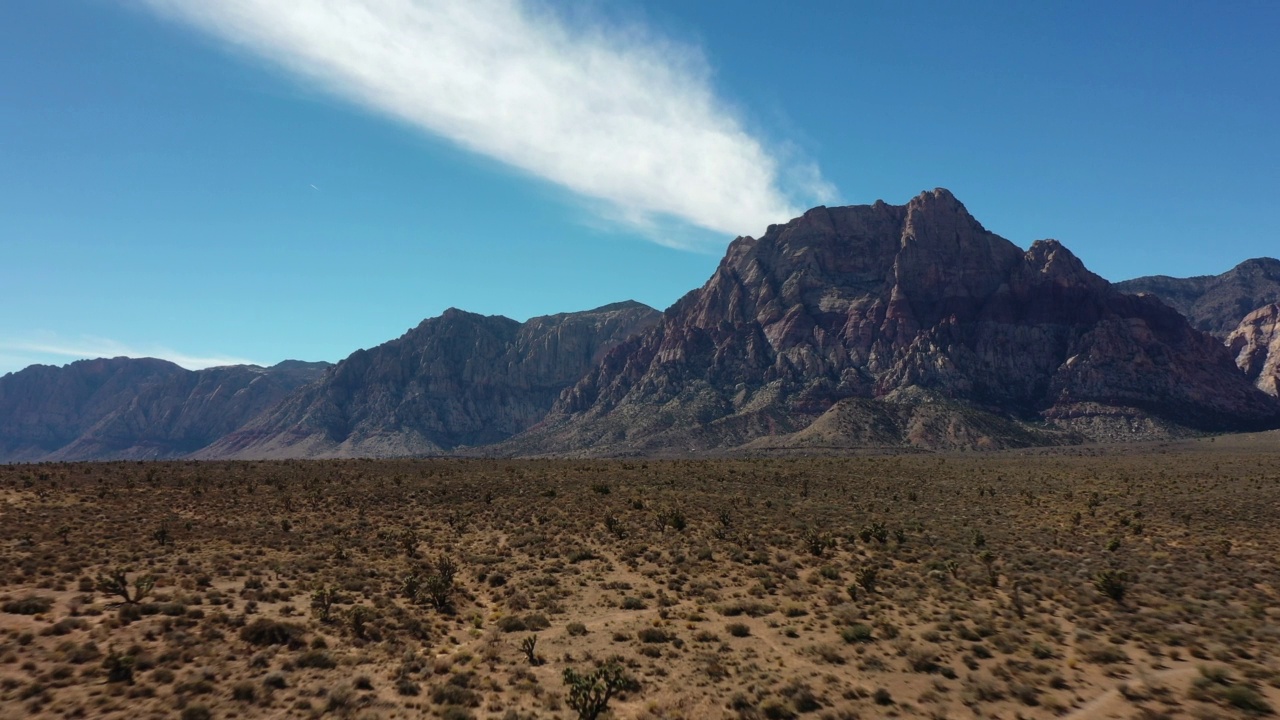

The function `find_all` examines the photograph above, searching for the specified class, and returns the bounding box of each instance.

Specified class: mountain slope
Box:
[501,189,1279,455]
[0,359,330,461]
[1115,257,1280,337]
[201,302,660,458]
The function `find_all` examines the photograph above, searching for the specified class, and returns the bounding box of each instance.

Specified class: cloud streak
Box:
[135,0,834,241]
[1,338,260,372]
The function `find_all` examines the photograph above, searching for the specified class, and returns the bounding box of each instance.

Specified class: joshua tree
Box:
[1093,569,1129,603]
[152,523,173,547]
[402,572,423,600]
[803,529,835,557]
[563,662,629,720]
[96,569,155,605]
[856,566,878,594]
[311,586,338,622]
[348,605,376,639]
[604,514,626,539]
[422,555,458,611]
[520,635,543,665]
[399,528,419,557]
[978,550,998,587]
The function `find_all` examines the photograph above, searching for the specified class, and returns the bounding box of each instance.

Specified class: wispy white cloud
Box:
[134,0,835,242]
[0,337,259,372]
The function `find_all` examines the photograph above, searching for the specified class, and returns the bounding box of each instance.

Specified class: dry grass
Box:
[2,437,1280,718]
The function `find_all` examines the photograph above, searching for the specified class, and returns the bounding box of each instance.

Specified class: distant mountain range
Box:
[1115,257,1280,337]
[0,359,329,461]
[4,189,1278,460]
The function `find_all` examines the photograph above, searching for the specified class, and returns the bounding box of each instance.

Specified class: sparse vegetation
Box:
[1,445,1278,718]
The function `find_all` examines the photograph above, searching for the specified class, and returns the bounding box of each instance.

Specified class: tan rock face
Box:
[1228,303,1280,396]
[516,190,1279,454]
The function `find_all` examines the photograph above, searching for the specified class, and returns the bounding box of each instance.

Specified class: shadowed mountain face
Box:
[501,190,1280,455]
[1116,258,1280,337]
[0,359,330,461]
[200,302,660,458]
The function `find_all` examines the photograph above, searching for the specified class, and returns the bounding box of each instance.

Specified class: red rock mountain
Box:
[199,302,660,458]
[502,189,1280,454]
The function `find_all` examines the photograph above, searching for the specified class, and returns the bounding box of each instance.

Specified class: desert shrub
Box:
[761,698,798,719]
[430,683,479,707]
[566,622,588,636]
[239,619,304,646]
[1222,684,1271,713]
[295,649,337,669]
[718,599,773,617]
[498,614,549,632]
[840,624,873,643]
[637,628,671,644]
[3,595,53,615]
[726,623,751,637]
[102,651,135,684]
[43,617,88,636]
[179,705,212,720]
[327,683,356,712]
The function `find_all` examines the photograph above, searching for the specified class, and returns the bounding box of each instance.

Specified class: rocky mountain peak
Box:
[505,190,1279,456]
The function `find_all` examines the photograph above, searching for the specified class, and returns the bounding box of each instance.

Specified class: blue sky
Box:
[2,1,1278,374]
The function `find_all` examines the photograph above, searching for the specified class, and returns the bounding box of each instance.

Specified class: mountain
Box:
[1228,303,1280,396]
[199,302,660,458]
[501,189,1280,455]
[1115,258,1280,337]
[0,358,330,461]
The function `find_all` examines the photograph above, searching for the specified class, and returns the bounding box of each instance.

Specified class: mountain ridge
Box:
[1115,257,1280,337]
[4,190,1279,461]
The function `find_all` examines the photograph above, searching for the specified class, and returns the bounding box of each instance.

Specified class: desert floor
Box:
[3,434,1280,719]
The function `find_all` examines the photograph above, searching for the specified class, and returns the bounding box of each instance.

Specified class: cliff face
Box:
[1228,303,1280,396]
[1116,258,1280,337]
[0,359,329,461]
[504,190,1279,455]
[200,302,660,458]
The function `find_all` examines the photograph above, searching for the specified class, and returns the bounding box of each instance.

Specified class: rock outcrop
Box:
[200,302,660,458]
[0,359,329,461]
[1116,258,1280,337]
[502,190,1279,455]
[1228,303,1280,396]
